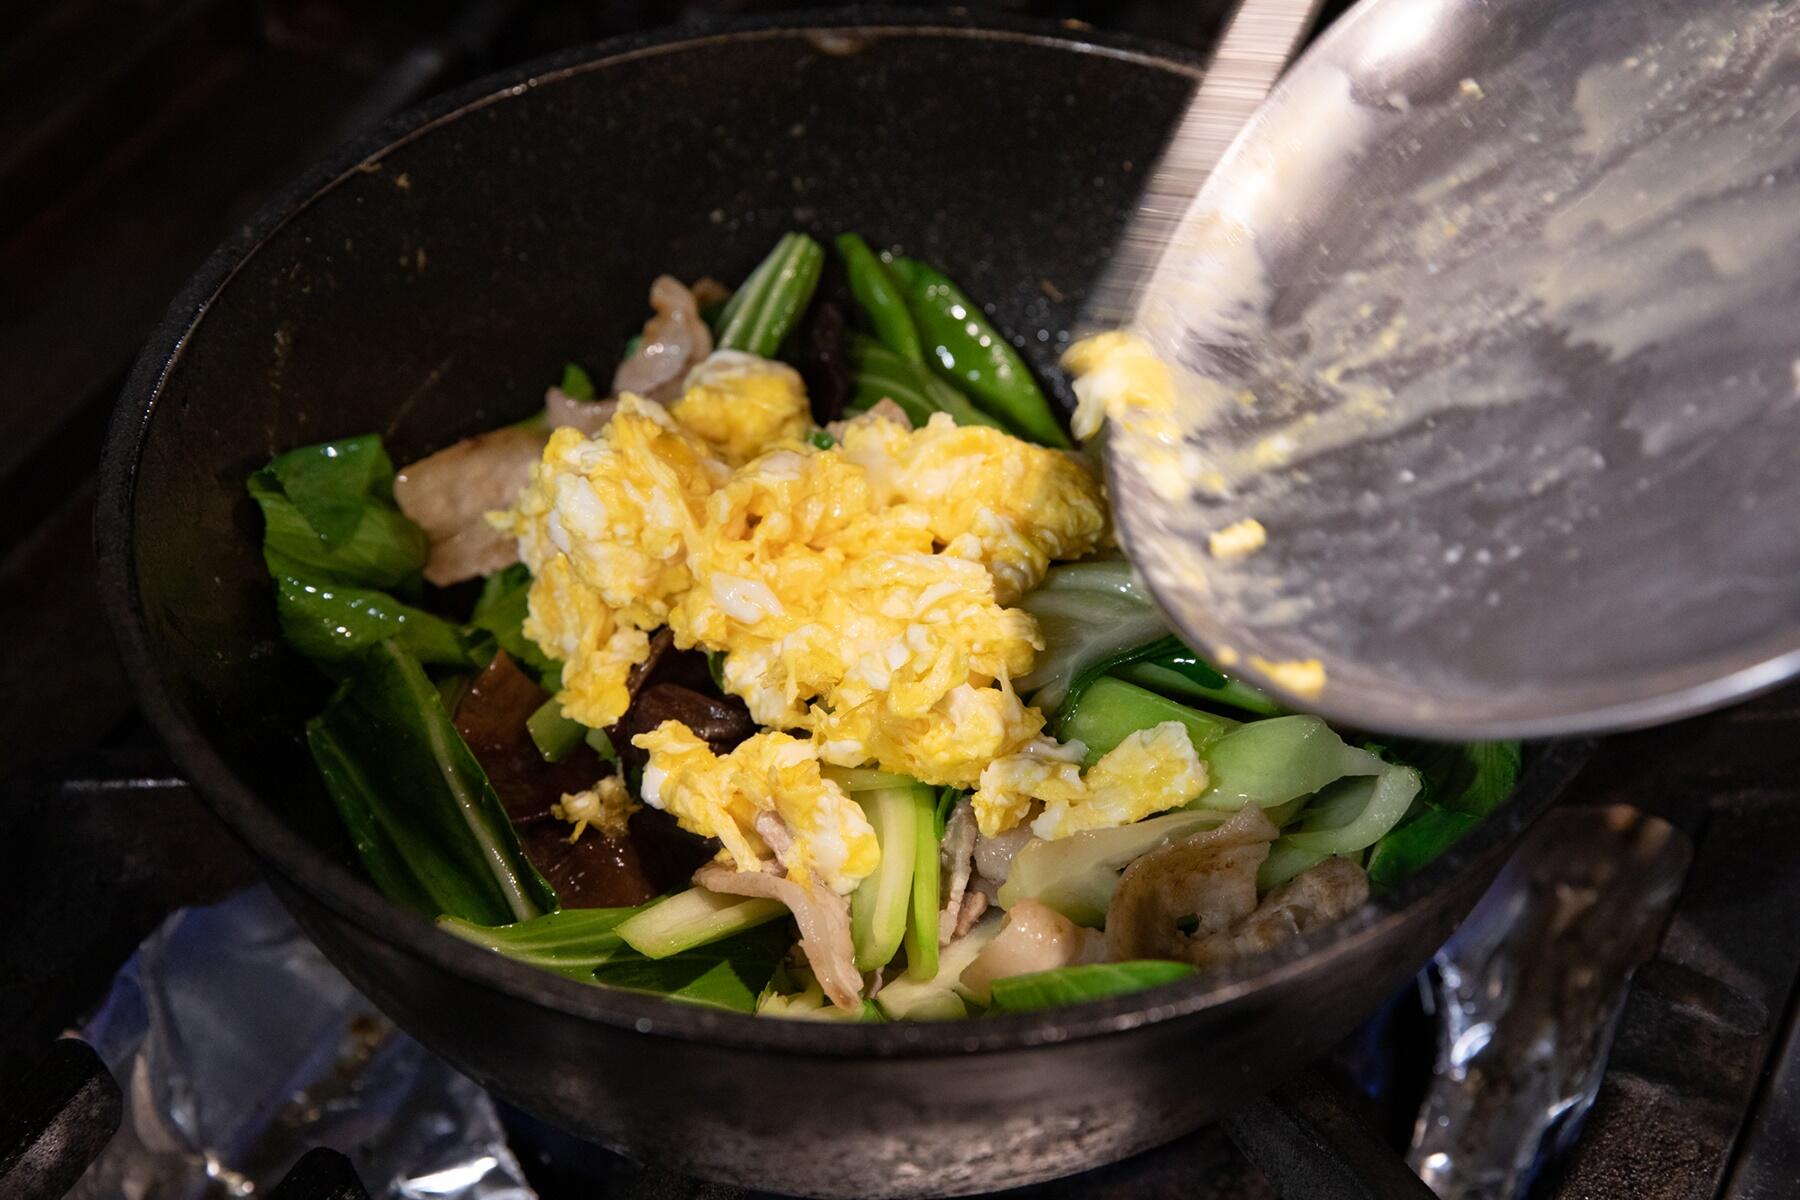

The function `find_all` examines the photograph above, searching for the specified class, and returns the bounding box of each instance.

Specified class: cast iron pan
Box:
[97,12,1588,1197]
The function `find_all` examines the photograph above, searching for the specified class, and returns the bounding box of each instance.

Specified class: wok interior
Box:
[126,27,1200,886]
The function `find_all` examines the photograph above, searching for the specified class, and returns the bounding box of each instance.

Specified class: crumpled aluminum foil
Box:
[71,885,536,1200]
[1409,803,1691,1200]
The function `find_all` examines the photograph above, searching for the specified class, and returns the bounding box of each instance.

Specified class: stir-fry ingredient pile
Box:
[250,230,1522,1020]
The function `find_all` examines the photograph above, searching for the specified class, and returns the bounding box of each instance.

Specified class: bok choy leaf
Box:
[247,435,427,590]
[986,961,1197,1013]
[592,921,791,1013]
[439,907,639,982]
[307,639,558,925]
[275,573,475,667]
[468,564,559,683]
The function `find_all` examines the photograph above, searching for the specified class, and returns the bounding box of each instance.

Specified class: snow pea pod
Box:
[715,232,825,357]
[836,233,923,363]
[885,256,1071,447]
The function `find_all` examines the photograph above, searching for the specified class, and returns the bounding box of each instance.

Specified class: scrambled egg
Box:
[504,376,1107,786]
[552,775,638,841]
[500,347,1233,885]
[972,721,1209,839]
[634,722,878,894]
[668,351,811,466]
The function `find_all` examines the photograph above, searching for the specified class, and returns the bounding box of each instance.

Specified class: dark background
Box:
[0,0,1250,780]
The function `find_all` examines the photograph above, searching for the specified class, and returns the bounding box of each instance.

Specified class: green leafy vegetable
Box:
[559,362,597,401]
[306,720,436,915]
[1017,562,1277,717]
[883,256,1070,447]
[987,961,1197,1013]
[1016,562,1168,713]
[306,640,558,925]
[468,564,559,682]
[836,233,924,363]
[1256,841,1330,891]
[247,443,428,591]
[440,907,639,982]
[274,572,474,667]
[592,921,791,1013]
[715,232,826,358]
[1367,808,1483,889]
[266,435,399,545]
[758,980,885,1022]
[1201,715,1386,810]
[1056,677,1238,767]
[1280,767,1421,855]
[1360,741,1521,889]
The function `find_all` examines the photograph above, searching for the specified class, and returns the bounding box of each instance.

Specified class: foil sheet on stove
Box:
[70,885,535,1200]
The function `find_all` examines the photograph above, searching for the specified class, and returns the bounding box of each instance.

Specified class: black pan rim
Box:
[97,10,1586,1059]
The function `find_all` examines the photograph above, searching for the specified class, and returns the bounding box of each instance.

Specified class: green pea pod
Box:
[848,335,1006,431]
[885,256,1070,447]
[715,232,825,358]
[835,234,923,363]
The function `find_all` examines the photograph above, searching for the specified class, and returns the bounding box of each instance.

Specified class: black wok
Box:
[97,14,1586,1197]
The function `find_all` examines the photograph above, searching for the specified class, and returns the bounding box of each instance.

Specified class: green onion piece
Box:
[808,429,836,450]
[527,697,585,763]
[904,789,940,981]
[715,232,826,358]
[932,786,961,840]
[823,765,918,792]
[614,886,788,959]
[851,786,922,971]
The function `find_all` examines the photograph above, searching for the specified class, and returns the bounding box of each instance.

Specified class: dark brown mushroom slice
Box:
[453,651,708,903]
[453,651,603,825]
[607,681,756,774]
